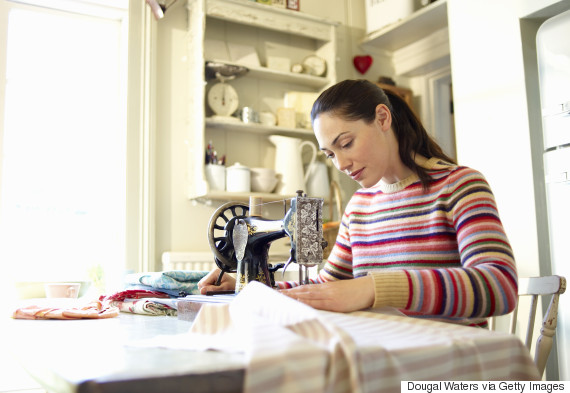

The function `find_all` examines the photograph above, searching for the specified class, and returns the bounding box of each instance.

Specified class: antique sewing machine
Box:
[177,191,325,320]
[207,190,325,293]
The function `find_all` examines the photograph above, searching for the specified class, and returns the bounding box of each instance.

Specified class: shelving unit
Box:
[186,0,338,201]
[205,117,314,137]
[360,0,448,53]
[221,60,332,89]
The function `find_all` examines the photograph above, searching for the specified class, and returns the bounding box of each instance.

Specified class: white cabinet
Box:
[360,0,449,77]
[186,0,338,201]
[360,0,448,53]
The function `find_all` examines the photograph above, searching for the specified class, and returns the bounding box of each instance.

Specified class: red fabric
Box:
[99,289,170,302]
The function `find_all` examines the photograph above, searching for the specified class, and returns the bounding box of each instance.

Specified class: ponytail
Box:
[384,88,456,190]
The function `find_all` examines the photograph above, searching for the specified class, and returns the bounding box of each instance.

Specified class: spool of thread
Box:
[249,196,262,217]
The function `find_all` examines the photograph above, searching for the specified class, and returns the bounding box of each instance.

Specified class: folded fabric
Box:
[124,271,209,295]
[12,300,119,320]
[108,298,177,316]
[124,284,183,298]
[101,288,171,302]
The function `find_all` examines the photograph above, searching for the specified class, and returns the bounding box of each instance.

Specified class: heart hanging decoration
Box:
[353,55,373,75]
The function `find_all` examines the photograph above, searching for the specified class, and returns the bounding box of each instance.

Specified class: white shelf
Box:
[198,190,297,203]
[205,118,314,137]
[206,0,339,42]
[360,0,448,53]
[207,59,330,88]
[247,63,330,89]
[198,191,328,204]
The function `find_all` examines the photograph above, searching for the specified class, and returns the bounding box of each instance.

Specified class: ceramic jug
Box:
[268,135,317,195]
[306,161,330,199]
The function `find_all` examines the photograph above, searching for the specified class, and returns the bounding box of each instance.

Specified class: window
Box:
[0,0,132,297]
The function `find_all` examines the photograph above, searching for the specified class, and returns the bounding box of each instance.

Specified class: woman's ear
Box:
[375,104,392,131]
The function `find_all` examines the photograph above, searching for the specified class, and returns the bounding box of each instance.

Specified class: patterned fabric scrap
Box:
[101,289,171,302]
[12,300,119,320]
[112,298,177,316]
[100,289,176,316]
[124,270,209,295]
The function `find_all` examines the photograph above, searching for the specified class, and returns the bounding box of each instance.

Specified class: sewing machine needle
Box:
[282,256,293,280]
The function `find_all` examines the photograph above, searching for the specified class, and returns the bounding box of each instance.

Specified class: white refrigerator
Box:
[537,9,570,380]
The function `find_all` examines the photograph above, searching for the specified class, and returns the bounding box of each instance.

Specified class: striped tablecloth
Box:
[145,282,541,393]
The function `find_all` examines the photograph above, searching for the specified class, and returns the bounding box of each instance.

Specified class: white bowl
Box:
[251,175,278,193]
[250,167,276,178]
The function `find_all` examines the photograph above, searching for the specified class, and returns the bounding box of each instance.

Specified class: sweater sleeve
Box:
[369,168,518,319]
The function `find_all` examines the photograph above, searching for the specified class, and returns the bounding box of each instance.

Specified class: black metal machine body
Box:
[207,191,325,293]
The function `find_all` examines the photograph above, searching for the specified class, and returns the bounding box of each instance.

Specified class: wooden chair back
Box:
[489,275,566,377]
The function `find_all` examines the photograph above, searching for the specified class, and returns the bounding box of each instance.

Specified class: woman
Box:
[199,79,517,327]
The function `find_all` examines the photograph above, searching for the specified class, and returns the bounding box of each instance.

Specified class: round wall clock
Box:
[302,55,327,77]
[207,82,240,119]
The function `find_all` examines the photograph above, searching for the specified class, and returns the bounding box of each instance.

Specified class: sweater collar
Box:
[375,156,440,194]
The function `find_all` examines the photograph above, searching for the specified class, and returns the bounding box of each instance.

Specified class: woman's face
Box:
[313,105,395,188]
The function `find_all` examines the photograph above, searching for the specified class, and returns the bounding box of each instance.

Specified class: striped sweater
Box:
[283,157,518,327]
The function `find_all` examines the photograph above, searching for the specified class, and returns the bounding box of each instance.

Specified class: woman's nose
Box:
[334,153,351,172]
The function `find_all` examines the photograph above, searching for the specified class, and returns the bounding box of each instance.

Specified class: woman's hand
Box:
[197,268,236,294]
[279,276,375,313]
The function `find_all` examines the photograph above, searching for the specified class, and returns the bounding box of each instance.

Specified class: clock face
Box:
[302,55,327,77]
[207,82,239,117]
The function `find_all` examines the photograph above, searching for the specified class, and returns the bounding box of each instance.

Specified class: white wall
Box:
[448,0,541,277]
[449,0,570,274]
[448,0,570,380]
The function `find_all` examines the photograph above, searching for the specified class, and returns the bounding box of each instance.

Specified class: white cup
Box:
[205,164,226,191]
[45,283,81,299]
[259,111,276,126]
[226,162,250,193]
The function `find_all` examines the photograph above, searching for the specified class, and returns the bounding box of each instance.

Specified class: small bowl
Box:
[251,175,278,193]
[250,167,276,178]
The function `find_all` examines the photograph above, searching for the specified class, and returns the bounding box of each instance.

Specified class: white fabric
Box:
[132,282,541,393]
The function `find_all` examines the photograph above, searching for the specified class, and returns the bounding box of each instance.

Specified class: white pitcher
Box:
[306,161,330,199]
[269,135,317,195]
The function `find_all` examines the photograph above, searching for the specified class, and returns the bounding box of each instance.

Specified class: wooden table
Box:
[5,313,245,393]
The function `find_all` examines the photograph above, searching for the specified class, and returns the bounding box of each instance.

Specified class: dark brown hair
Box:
[310,79,456,190]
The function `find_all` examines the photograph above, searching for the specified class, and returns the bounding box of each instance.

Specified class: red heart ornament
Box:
[353,55,373,74]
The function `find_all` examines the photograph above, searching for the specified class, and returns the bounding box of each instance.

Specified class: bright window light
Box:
[0,3,127,297]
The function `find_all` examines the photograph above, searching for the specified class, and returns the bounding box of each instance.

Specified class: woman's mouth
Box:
[349,168,364,181]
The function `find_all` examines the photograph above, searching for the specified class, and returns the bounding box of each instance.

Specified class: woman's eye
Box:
[325,153,334,159]
[341,140,353,149]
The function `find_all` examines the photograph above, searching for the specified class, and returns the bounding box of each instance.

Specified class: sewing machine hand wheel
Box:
[207,202,249,281]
